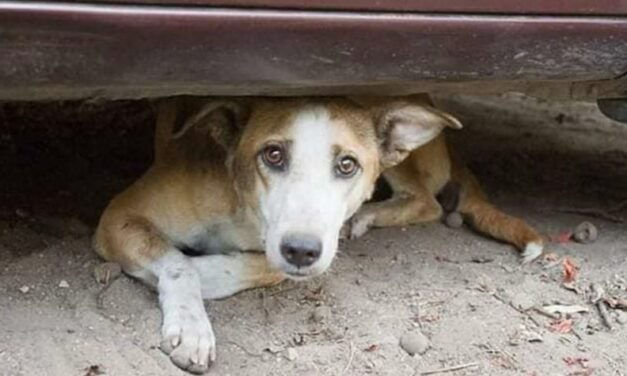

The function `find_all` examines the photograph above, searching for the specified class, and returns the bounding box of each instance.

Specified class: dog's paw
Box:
[160,307,216,374]
[521,241,543,264]
[349,212,375,239]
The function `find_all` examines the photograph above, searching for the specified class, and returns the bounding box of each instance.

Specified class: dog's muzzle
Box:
[280,233,322,268]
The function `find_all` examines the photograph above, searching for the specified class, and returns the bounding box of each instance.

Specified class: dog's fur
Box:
[94,95,461,373]
[347,95,545,262]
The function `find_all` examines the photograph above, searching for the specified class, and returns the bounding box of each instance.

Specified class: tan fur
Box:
[351,95,545,258]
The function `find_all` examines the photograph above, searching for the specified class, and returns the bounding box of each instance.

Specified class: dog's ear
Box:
[372,101,462,168]
[170,97,250,150]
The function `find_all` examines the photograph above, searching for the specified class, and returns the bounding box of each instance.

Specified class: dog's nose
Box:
[280,234,322,268]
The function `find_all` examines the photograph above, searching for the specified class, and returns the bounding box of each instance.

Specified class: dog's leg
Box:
[146,251,283,373]
[147,251,217,374]
[189,252,285,300]
[453,166,544,263]
[348,185,442,239]
[96,217,283,374]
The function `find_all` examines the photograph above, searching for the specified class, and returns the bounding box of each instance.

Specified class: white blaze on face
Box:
[261,106,355,278]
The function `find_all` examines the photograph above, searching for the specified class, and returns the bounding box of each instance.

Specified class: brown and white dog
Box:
[95,95,545,373]
[94,95,462,373]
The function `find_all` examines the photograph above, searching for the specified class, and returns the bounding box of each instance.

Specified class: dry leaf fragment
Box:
[604,297,627,310]
[553,231,573,244]
[563,257,579,283]
[549,318,573,333]
[563,356,590,368]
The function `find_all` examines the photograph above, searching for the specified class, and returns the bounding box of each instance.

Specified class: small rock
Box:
[399,330,430,356]
[15,208,30,218]
[58,280,70,288]
[511,293,535,311]
[261,352,272,362]
[285,348,298,361]
[477,274,496,294]
[617,311,627,325]
[509,325,543,346]
[573,221,598,244]
[19,286,30,294]
[444,211,463,229]
[502,265,515,273]
[311,306,331,323]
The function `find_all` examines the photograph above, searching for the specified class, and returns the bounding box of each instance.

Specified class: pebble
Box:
[509,325,543,346]
[58,280,70,288]
[511,292,535,311]
[399,330,430,356]
[444,211,463,228]
[15,208,30,218]
[617,311,627,325]
[285,348,298,361]
[19,286,30,294]
[477,274,496,294]
[311,306,332,323]
[573,221,598,244]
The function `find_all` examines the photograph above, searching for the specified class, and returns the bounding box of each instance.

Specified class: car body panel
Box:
[0,1,626,101]
[84,0,627,16]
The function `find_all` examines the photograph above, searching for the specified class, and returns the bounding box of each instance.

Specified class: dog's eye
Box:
[336,156,359,177]
[262,144,285,169]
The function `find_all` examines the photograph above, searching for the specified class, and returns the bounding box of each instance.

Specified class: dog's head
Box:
[170,96,461,279]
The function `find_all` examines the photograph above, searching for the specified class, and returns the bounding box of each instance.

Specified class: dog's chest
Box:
[180,217,263,255]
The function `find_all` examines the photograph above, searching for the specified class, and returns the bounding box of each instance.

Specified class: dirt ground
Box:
[1,94,626,376]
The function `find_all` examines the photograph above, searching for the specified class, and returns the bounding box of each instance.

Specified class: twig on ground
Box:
[492,292,541,327]
[552,199,627,223]
[419,362,479,375]
[226,341,264,358]
[603,353,625,376]
[477,342,517,370]
[268,286,298,297]
[597,300,614,331]
[260,291,271,321]
[591,283,614,331]
[415,301,424,330]
[532,306,560,320]
[341,341,355,375]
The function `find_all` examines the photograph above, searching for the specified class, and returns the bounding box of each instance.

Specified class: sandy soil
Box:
[1,94,626,376]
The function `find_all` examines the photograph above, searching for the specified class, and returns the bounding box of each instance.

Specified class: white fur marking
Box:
[349,211,375,239]
[150,251,216,373]
[262,107,348,277]
[521,242,543,264]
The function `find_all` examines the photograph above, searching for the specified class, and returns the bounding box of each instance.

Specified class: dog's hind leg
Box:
[348,184,443,239]
[453,165,545,263]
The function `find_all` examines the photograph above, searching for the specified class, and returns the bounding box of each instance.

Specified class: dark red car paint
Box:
[0,1,626,100]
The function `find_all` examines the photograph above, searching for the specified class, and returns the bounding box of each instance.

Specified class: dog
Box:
[93,95,461,373]
[346,95,545,263]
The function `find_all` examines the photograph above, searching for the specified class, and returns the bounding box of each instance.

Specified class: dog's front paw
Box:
[160,307,216,374]
[349,211,375,239]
